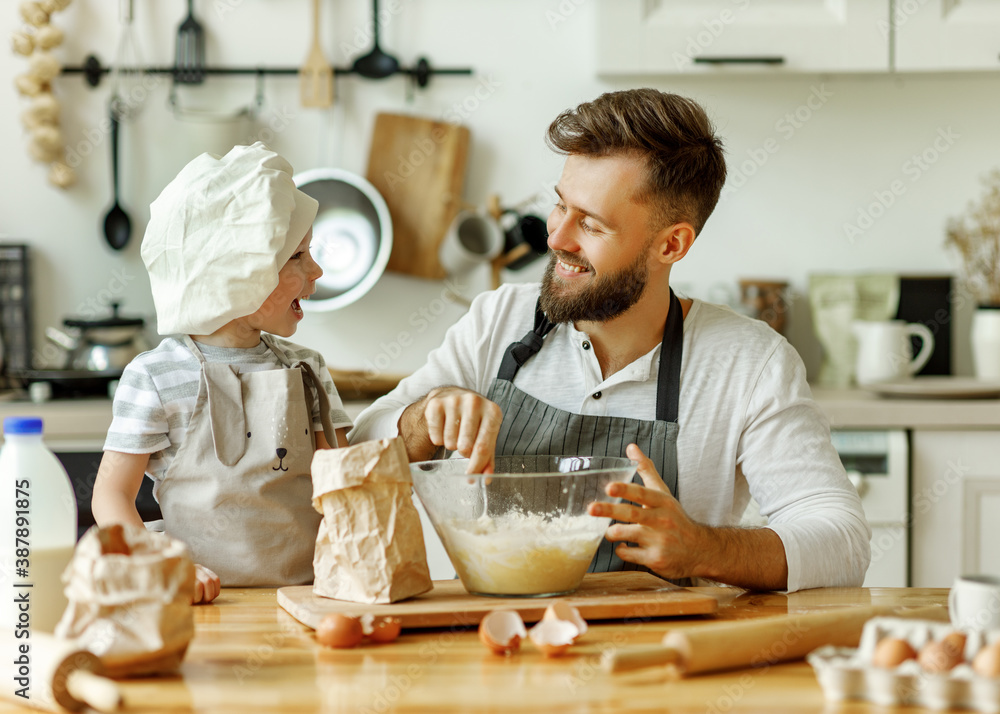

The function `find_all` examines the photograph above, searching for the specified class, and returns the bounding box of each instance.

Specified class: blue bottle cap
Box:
[3,417,44,435]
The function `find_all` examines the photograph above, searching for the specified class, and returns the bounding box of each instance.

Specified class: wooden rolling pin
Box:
[603,604,946,676]
[0,633,121,712]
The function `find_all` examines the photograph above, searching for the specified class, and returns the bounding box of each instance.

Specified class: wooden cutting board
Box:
[277,572,718,630]
[365,112,470,280]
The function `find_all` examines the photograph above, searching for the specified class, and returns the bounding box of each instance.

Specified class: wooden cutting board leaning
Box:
[365,112,471,280]
[278,572,718,629]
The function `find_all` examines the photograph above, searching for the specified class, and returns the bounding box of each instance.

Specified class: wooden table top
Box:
[2,586,950,713]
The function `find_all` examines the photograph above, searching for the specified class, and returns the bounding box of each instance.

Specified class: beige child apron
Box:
[156,335,334,586]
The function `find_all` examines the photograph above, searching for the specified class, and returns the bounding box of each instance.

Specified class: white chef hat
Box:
[141,142,319,336]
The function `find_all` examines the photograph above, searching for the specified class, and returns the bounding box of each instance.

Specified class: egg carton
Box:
[807,617,1000,712]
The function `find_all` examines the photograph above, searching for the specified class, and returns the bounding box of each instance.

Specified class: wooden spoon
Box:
[300,0,333,107]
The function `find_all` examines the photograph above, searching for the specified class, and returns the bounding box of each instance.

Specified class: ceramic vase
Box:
[970,305,1000,380]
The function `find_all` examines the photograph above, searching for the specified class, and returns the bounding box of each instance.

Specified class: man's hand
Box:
[399,387,502,474]
[193,564,221,604]
[587,443,711,580]
[588,443,789,590]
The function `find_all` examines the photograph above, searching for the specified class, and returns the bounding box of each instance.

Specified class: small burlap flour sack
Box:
[55,524,195,677]
[311,437,433,604]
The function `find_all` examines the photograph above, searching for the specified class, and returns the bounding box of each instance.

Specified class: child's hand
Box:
[192,564,221,604]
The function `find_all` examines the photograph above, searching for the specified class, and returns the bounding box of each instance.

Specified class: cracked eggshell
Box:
[541,600,588,641]
[528,619,578,658]
[35,24,63,50]
[11,30,35,56]
[478,610,527,656]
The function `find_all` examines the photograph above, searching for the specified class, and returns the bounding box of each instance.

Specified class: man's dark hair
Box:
[546,88,727,235]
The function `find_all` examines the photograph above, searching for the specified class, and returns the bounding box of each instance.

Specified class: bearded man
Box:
[349,89,870,592]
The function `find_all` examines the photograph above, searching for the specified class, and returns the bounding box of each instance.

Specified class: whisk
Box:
[109,0,148,121]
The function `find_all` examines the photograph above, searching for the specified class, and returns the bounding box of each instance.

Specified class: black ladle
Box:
[103,105,131,250]
[351,0,399,79]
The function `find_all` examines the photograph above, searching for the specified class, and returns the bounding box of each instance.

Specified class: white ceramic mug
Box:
[948,574,1000,629]
[438,210,503,275]
[852,319,934,385]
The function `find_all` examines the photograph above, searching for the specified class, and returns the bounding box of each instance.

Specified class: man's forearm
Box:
[694,526,788,591]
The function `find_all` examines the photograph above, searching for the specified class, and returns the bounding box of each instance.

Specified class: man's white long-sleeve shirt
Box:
[350,283,871,592]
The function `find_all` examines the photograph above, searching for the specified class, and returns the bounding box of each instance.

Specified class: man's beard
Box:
[539,249,649,324]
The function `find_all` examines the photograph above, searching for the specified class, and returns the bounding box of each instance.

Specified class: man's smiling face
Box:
[540,153,659,324]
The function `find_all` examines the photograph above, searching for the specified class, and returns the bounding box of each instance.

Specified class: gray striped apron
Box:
[486,289,683,575]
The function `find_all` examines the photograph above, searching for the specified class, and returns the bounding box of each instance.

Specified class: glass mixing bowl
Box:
[410,455,637,597]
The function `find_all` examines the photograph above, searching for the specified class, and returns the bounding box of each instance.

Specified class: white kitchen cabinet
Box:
[894,0,1000,71]
[911,430,1000,587]
[596,0,889,74]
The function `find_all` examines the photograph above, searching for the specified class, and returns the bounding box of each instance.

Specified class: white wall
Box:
[3,0,999,380]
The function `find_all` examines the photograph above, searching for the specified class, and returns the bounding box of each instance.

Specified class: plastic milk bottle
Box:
[0,417,77,633]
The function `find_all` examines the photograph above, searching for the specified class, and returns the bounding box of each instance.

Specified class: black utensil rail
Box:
[63,54,472,90]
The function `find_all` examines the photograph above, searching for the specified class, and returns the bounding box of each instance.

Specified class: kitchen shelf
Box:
[812,386,1000,429]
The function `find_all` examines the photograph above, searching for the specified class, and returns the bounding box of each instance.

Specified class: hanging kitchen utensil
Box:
[300,0,333,107]
[351,0,400,79]
[174,0,205,85]
[109,0,147,121]
[103,106,132,251]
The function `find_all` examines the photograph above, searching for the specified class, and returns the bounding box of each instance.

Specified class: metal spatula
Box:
[300,0,333,107]
[175,0,205,84]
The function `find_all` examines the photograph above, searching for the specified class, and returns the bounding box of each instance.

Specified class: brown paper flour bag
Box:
[311,437,433,604]
[55,524,195,677]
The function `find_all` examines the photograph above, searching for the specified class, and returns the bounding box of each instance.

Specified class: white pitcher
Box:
[852,319,934,385]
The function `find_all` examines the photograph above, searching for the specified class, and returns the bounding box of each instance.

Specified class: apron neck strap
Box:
[181,334,207,362]
[295,361,337,447]
[496,298,556,382]
[259,334,293,367]
[495,289,684,424]
[655,288,683,424]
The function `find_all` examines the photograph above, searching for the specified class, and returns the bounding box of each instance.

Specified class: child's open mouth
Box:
[292,298,303,318]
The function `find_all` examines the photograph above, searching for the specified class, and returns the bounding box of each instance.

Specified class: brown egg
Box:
[919,636,965,673]
[478,610,527,655]
[872,637,918,668]
[943,632,968,658]
[369,617,402,643]
[972,641,1000,678]
[316,613,363,649]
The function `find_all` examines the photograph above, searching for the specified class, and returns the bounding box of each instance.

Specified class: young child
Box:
[93,143,353,603]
